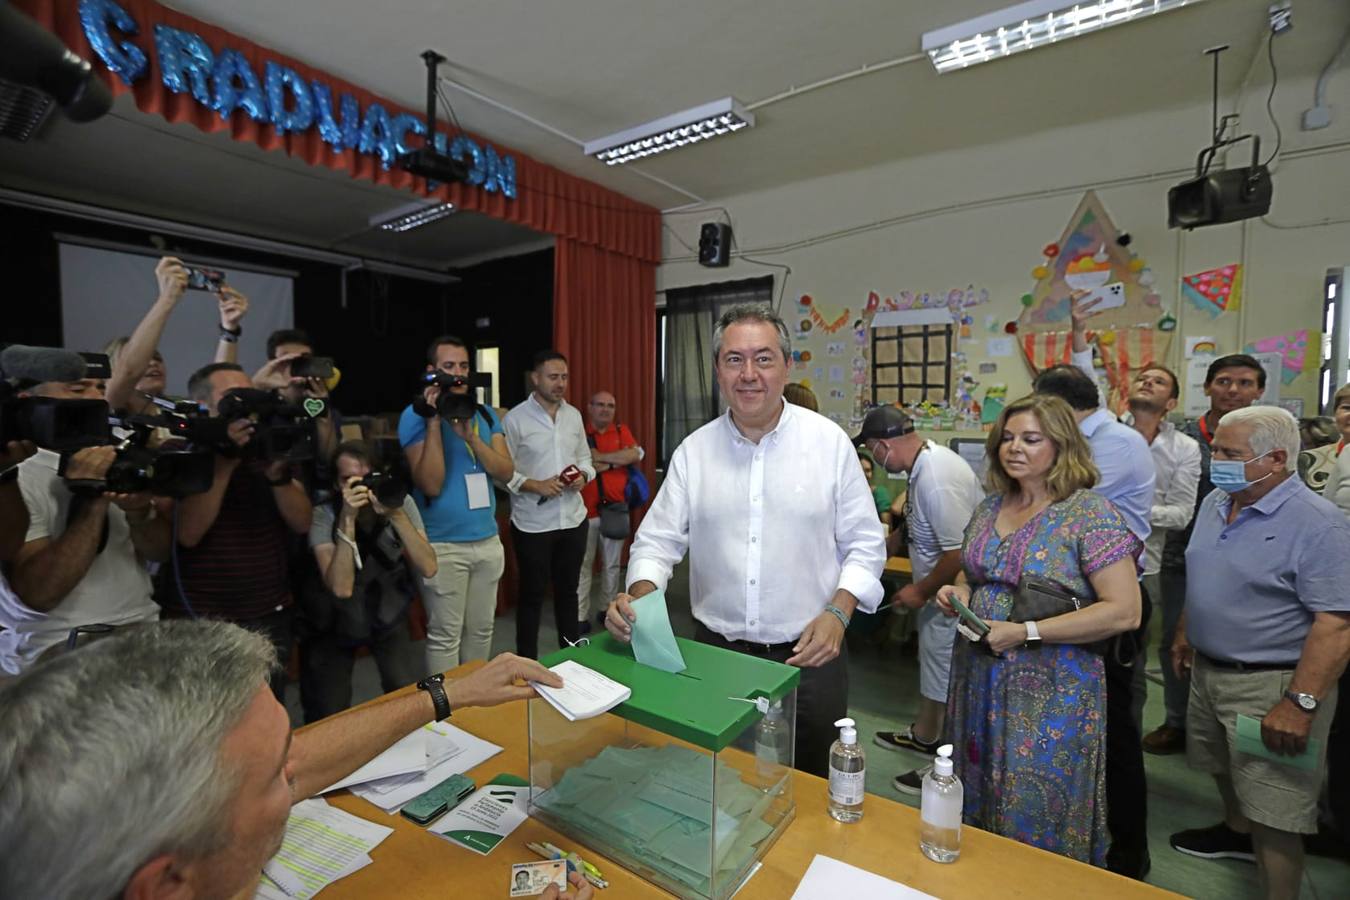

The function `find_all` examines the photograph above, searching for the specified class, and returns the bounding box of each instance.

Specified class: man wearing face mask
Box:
[1168,407,1350,900]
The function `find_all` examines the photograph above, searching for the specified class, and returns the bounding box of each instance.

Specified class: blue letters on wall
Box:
[76,0,515,197]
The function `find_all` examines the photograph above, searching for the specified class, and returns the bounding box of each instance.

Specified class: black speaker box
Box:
[1167,165,1272,229]
[698,222,731,267]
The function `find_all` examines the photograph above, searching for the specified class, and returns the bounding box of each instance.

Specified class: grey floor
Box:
[288,560,1350,899]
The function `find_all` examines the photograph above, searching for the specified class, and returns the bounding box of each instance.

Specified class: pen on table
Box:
[526,841,608,889]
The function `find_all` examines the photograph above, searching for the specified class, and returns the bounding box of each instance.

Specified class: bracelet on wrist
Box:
[824,603,851,630]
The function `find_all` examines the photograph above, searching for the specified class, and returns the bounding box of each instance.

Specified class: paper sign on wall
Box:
[985,337,1013,358]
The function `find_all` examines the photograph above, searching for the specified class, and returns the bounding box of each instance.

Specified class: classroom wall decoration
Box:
[1244,328,1310,385]
[1015,191,1172,413]
[1182,265,1243,318]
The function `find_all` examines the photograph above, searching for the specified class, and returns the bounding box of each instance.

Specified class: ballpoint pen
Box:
[526,841,608,889]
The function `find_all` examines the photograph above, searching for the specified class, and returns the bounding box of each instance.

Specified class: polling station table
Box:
[304,662,1181,899]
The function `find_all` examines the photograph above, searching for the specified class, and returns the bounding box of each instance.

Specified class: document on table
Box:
[1235,714,1321,771]
[630,589,687,673]
[531,659,630,721]
[254,798,393,900]
[790,855,938,900]
[428,774,530,855]
[320,728,426,794]
[348,721,502,812]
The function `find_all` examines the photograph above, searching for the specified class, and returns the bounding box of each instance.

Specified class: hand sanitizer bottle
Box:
[920,744,962,863]
[828,717,865,823]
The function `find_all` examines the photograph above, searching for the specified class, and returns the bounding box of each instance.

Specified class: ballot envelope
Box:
[528,634,799,900]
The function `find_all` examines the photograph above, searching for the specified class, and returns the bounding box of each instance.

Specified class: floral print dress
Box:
[945,489,1140,866]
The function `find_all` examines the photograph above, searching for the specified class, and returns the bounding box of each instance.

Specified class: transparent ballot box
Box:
[529,634,799,900]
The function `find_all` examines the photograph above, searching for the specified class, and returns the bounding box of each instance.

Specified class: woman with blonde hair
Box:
[1322,383,1350,518]
[936,393,1142,866]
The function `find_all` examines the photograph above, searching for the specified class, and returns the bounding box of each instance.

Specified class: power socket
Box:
[1268,1,1292,34]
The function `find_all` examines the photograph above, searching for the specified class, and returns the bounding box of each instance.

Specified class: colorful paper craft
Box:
[1245,329,1309,385]
[1181,265,1242,318]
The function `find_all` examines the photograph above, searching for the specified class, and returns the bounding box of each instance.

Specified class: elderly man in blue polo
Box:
[1168,406,1350,900]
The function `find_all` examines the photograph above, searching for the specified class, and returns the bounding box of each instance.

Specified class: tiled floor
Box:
[297,559,1350,899]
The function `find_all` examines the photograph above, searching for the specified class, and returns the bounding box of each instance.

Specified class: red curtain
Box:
[19,0,662,263]
[554,237,657,512]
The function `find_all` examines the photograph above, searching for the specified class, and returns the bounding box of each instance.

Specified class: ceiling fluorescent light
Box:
[584,97,754,166]
[921,0,1198,73]
[370,200,457,233]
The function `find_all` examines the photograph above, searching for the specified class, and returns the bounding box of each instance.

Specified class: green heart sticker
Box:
[303,398,326,418]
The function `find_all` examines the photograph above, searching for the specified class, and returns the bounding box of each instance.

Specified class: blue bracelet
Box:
[824,604,851,630]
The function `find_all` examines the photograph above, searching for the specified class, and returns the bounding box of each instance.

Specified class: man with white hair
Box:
[1168,406,1350,900]
[0,620,589,900]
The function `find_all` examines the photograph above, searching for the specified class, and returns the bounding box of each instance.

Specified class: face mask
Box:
[1210,450,1273,493]
[871,441,891,471]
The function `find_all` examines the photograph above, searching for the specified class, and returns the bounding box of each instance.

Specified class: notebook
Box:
[531,659,631,721]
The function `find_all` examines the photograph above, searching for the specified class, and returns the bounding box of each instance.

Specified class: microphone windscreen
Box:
[0,345,89,384]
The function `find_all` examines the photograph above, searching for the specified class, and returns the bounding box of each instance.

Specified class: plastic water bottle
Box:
[754,701,790,781]
[920,744,962,863]
[828,717,865,823]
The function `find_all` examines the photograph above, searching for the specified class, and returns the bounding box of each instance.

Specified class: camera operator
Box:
[301,441,437,720]
[104,256,250,417]
[254,329,340,478]
[155,363,312,700]
[0,369,168,675]
[400,336,514,673]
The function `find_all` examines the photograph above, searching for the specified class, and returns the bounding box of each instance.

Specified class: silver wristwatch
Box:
[1284,690,1318,713]
[1023,620,1042,646]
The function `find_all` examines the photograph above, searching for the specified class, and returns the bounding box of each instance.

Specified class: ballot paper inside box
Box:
[529,634,799,900]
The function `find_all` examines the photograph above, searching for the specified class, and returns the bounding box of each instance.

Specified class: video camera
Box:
[216,388,316,461]
[0,390,111,451]
[358,470,409,508]
[413,371,493,420]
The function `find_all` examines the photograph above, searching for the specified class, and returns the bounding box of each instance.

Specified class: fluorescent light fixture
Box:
[922,0,1198,73]
[584,97,754,166]
[370,200,457,233]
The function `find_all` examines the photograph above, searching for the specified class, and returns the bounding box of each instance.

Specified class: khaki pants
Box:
[577,517,623,622]
[421,536,505,673]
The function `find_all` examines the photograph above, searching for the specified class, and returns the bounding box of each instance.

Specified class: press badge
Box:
[465,471,491,509]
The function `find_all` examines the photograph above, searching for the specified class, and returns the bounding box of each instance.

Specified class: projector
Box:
[398,148,469,184]
[1167,164,1272,229]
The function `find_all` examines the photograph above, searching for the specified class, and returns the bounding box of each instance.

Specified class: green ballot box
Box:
[529,633,800,900]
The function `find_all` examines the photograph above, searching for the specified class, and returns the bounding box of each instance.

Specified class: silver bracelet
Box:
[824,603,851,630]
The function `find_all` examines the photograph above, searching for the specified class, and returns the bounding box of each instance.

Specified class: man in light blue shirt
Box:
[1034,358,1154,879]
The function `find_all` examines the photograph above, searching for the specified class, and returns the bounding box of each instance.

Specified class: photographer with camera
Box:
[155,363,312,699]
[399,335,514,674]
[0,364,169,675]
[104,256,250,417]
[300,441,436,720]
[254,329,340,477]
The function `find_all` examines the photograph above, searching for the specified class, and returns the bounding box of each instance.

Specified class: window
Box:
[871,323,952,406]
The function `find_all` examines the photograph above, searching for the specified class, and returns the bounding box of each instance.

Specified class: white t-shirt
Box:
[905,442,985,584]
[0,449,157,674]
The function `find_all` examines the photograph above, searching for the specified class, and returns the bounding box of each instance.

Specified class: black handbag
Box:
[1009,576,1090,622]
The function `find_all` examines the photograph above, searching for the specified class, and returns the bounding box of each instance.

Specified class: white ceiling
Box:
[2,0,1346,270]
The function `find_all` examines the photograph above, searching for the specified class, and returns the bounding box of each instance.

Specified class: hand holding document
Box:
[531,659,630,721]
[629,589,687,673]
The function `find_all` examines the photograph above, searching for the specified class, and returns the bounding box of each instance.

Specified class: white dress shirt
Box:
[1123,415,1202,576]
[626,401,886,644]
[503,394,595,533]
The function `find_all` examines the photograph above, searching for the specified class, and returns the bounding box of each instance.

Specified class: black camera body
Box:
[216,388,315,461]
[0,389,111,451]
[358,470,409,509]
[415,371,493,420]
[102,444,215,498]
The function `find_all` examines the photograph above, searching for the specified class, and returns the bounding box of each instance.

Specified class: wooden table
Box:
[885,556,912,576]
[309,669,1178,899]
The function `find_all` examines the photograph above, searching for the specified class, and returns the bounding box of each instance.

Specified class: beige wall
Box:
[659,71,1350,429]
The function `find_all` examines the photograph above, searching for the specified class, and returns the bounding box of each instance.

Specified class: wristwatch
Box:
[1023,620,1042,646]
[418,673,452,721]
[1284,690,1318,713]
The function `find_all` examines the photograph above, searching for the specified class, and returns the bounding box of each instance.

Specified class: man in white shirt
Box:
[1,367,169,674]
[605,306,886,776]
[503,351,595,659]
[859,407,984,795]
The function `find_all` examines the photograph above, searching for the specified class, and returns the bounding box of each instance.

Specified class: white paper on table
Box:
[790,855,939,900]
[351,721,501,813]
[320,729,427,794]
[253,798,393,900]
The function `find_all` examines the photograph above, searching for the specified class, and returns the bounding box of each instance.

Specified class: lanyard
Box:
[453,414,482,468]
[1197,414,1214,445]
[1339,439,1346,457]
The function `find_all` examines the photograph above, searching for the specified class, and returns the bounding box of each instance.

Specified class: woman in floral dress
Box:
[936,394,1142,865]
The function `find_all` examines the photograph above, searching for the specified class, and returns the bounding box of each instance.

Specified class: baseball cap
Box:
[852,406,915,446]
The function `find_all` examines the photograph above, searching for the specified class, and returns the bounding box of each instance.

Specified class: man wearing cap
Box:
[860,407,984,794]
[604,305,885,777]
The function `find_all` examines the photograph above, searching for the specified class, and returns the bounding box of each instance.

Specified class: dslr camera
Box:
[413,371,493,420]
[216,388,315,461]
[357,470,408,508]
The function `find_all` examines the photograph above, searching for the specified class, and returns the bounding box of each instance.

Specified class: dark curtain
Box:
[661,276,772,462]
